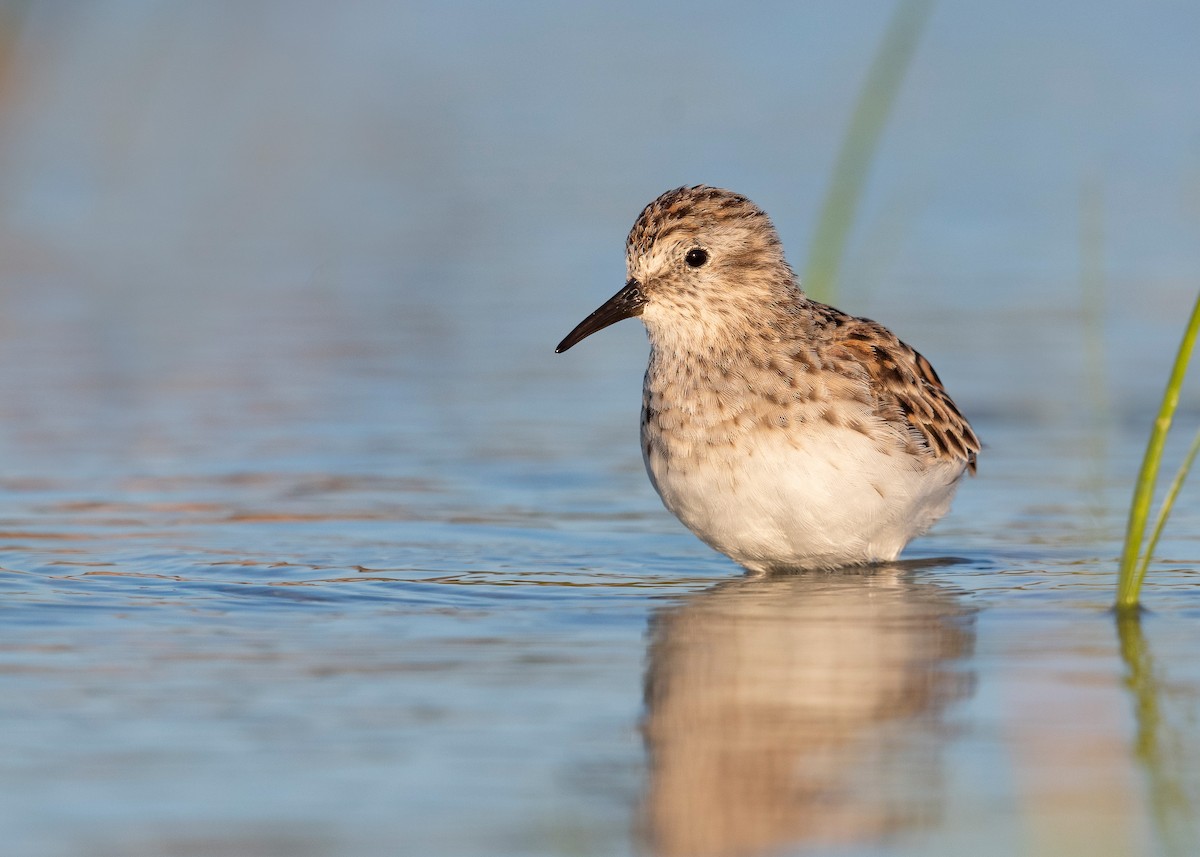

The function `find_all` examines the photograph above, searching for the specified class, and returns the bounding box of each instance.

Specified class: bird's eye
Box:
[685,247,709,268]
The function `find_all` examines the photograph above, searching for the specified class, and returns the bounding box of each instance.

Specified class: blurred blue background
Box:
[2,3,1200,856]
[0,0,1195,470]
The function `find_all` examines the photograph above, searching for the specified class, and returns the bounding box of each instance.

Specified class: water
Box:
[2,3,1200,856]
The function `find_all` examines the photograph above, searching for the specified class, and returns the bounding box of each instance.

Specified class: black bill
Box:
[555,279,646,353]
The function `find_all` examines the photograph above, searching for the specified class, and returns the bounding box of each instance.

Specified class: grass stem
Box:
[1115,291,1200,611]
[1134,425,1200,587]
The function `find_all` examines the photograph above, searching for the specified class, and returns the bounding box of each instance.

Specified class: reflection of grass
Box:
[1115,292,1200,611]
[1116,613,1198,856]
[804,0,935,304]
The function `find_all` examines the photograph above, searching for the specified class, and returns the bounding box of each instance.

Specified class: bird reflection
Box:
[639,562,976,857]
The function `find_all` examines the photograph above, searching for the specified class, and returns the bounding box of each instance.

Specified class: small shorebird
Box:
[556,186,978,572]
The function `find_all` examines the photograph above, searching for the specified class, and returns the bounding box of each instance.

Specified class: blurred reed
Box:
[1079,181,1111,529]
[803,0,935,304]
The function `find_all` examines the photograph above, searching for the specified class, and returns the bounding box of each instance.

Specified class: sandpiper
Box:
[556,185,979,572]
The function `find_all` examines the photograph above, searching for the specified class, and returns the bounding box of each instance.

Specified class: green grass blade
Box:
[1116,290,1200,610]
[804,0,935,304]
[1134,423,1200,587]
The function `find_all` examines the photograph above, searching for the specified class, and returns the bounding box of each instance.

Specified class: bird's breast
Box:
[640,350,836,461]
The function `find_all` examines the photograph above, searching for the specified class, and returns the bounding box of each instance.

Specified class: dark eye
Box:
[685,247,708,268]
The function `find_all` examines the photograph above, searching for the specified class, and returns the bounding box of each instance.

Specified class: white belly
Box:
[643,423,965,572]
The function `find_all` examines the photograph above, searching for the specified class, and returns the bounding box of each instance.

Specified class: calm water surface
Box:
[2,4,1200,857]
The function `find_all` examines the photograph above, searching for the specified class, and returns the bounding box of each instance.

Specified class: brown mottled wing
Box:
[836,318,980,473]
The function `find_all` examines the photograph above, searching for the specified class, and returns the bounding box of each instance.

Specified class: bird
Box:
[556,185,979,573]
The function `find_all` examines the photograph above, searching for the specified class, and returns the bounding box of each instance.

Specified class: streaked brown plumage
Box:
[558,185,979,571]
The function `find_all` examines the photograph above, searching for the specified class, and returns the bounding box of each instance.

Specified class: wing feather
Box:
[834,318,980,473]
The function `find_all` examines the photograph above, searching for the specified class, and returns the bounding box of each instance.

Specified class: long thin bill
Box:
[555,280,646,353]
